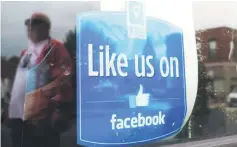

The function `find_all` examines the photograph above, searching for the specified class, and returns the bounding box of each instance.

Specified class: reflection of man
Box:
[8,12,73,147]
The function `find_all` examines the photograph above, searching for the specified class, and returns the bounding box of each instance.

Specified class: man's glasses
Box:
[25,19,46,26]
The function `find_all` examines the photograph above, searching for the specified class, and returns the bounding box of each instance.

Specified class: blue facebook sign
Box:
[77,12,186,147]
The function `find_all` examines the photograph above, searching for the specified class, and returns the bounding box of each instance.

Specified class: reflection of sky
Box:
[2,2,237,57]
[2,1,100,56]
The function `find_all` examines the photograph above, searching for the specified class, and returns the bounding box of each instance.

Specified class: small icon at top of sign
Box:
[129,84,150,108]
[127,0,147,39]
[132,5,140,19]
[127,0,145,26]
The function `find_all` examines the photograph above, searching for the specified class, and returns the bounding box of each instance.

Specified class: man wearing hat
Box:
[8,12,73,147]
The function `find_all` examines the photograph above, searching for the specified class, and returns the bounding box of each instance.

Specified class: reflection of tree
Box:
[64,28,77,117]
[177,49,211,139]
[64,28,76,59]
[1,56,20,81]
[1,57,8,80]
[1,56,19,122]
[191,62,211,136]
[8,56,20,79]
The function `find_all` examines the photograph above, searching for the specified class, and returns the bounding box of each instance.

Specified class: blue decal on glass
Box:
[77,12,186,147]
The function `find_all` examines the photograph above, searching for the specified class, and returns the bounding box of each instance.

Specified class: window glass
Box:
[213,80,225,92]
[1,1,237,147]
[208,39,217,60]
[232,86,237,92]
[189,1,237,144]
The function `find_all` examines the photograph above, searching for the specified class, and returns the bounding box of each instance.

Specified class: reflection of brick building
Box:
[196,27,237,96]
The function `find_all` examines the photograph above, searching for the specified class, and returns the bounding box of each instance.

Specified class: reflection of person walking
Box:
[8,12,73,147]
